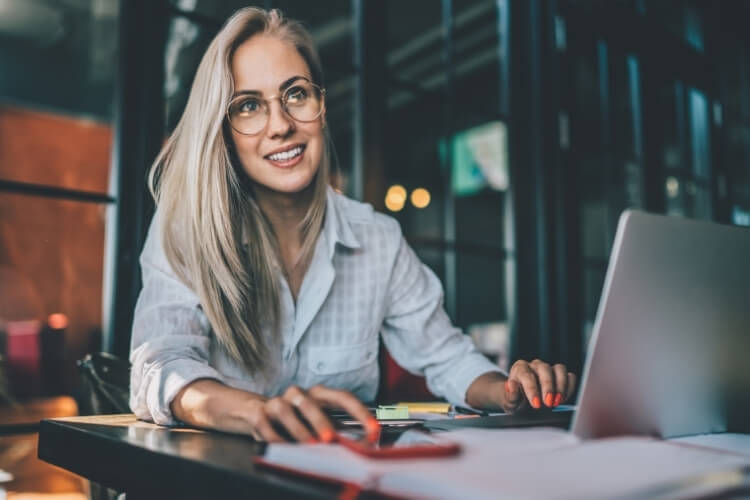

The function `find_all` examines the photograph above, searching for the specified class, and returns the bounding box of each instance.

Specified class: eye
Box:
[236,98,261,114]
[285,85,309,104]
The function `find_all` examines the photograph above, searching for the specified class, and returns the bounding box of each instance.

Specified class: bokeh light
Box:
[410,188,431,209]
[385,184,407,212]
[47,313,69,330]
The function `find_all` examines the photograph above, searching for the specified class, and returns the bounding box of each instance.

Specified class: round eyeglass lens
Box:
[228,81,323,135]
[228,96,267,135]
[283,81,323,122]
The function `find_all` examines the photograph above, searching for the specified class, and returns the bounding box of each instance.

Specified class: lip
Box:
[264,143,306,169]
[264,143,306,158]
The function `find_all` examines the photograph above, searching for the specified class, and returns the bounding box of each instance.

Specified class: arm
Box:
[380,229,504,407]
[380,226,576,412]
[170,379,266,434]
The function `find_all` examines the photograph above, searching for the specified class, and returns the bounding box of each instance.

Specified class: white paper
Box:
[669,433,750,458]
[261,429,750,499]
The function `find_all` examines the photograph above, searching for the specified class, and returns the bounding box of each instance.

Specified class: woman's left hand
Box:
[501,359,577,412]
[466,360,577,413]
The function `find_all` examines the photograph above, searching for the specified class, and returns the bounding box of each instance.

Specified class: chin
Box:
[260,172,317,195]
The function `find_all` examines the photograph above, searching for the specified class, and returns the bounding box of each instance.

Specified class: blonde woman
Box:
[130,7,577,443]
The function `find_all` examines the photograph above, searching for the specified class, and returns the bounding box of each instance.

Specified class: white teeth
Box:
[268,146,303,161]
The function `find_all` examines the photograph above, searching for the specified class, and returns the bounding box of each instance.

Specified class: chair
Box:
[76,352,130,416]
[76,353,130,500]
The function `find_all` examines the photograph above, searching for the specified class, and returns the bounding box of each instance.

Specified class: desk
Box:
[38,414,343,499]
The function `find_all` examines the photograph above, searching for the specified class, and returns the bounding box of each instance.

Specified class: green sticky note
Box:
[376,405,409,420]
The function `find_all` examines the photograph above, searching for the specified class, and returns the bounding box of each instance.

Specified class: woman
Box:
[130,7,577,443]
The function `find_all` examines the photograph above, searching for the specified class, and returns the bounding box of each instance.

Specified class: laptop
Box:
[428,210,750,438]
[571,210,750,439]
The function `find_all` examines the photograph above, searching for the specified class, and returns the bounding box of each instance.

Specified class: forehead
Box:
[231,35,311,92]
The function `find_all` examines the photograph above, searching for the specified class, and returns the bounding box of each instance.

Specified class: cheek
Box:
[305,126,326,168]
[232,137,263,173]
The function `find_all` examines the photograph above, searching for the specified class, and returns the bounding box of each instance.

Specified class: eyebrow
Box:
[232,75,307,98]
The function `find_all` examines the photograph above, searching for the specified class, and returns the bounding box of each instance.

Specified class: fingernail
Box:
[554,393,563,406]
[366,418,381,442]
[531,396,541,409]
[544,393,554,407]
[505,381,511,393]
[319,428,335,443]
[306,437,319,444]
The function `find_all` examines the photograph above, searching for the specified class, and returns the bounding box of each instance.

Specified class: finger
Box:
[564,372,577,402]
[308,385,379,442]
[516,366,543,409]
[503,378,523,412]
[265,397,314,443]
[552,364,568,406]
[530,360,557,408]
[283,387,335,443]
[248,407,285,443]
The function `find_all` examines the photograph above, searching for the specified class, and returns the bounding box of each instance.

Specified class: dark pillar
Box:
[104,0,167,358]
[353,0,386,207]
[507,0,553,362]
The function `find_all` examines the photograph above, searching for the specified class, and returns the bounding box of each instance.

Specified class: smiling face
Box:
[228,35,325,197]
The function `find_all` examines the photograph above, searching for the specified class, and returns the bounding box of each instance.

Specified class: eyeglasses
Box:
[226,77,326,136]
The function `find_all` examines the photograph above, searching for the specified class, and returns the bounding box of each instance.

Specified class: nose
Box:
[265,99,294,138]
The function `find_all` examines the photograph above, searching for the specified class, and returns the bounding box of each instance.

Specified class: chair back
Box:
[76,352,130,415]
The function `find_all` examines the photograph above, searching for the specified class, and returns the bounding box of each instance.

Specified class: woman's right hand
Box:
[171,379,378,444]
[245,384,378,443]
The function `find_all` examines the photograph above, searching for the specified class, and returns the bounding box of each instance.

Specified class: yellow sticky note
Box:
[376,406,410,419]
[396,402,451,414]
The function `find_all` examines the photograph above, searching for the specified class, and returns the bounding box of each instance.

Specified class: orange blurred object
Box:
[46,314,68,330]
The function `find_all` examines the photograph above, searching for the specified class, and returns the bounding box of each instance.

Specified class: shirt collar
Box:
[240,187,361,258]
[323,186,361,259]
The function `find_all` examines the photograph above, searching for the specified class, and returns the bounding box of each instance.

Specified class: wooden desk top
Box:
[38,414,342,499]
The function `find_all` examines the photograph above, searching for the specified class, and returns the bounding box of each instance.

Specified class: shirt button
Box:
[317,361,325,371]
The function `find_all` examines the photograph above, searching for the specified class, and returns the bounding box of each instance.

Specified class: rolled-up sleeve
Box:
[380,228,505,407]
[129,212,224,425]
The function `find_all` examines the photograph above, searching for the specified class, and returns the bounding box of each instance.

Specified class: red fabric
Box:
[5,319,42,397]
[378,346,434,402]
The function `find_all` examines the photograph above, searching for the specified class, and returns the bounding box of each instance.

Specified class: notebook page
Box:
[669,433,750,458]
[379,434,750,499]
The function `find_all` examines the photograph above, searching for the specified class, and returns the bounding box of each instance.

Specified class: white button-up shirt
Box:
[130,187,502,425]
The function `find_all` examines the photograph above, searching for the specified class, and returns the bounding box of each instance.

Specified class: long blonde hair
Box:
[148,8,330,374]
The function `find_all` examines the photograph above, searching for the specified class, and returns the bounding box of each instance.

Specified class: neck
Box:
[253,183,315,248]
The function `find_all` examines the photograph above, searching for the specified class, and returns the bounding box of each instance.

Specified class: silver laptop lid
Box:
[572,210,750,439]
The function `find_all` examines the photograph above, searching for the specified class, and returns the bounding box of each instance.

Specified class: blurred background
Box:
[0,0,749,496]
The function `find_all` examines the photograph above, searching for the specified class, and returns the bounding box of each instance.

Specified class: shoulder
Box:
[331,190,402,236]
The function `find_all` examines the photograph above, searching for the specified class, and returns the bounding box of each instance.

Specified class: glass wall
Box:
[557,0,747,358]
[0,2,119,395]
[0,0,119,496]
[382,0,512,367]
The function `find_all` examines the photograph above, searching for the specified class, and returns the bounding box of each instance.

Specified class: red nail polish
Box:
[532,396,541,409]
[306,437,319,444]
[554,393,563,406]
[366,418,381,443]
[505,381,511,393]
[544,393,554,407]
[319,428,335,443]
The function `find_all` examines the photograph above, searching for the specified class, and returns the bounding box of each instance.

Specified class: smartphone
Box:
[336,429,461,459]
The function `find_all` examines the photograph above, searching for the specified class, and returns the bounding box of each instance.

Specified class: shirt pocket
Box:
[308,339,378,375]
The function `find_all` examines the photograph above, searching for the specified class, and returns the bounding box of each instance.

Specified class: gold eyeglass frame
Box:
[226,76,326,136]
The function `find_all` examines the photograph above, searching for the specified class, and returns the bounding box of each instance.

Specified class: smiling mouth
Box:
[265,145,306,162]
